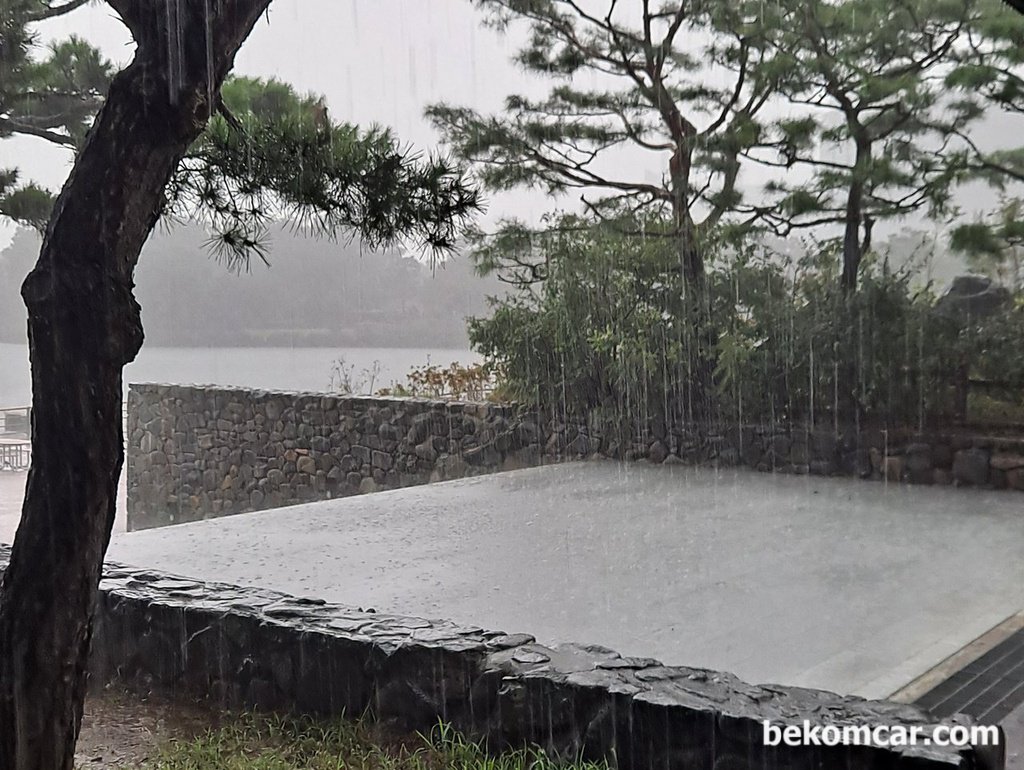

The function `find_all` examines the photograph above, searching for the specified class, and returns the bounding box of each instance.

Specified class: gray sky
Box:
[1,1,557,247]
[2,0,1020,251]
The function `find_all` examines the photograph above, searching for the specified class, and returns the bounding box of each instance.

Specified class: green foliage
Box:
[469,213,705,425]
[951,198,1024,290]
[966,295,1024,387]
[169,77,481,269]
[748,0,990,245]
[145,712,609,770]
[427,0,778,269]
[470,214,1023,429]
[0,4,109,149]
[0,11,481,257]
[0,169,52,230]
[0,1,112,230]
[713,251,957,427]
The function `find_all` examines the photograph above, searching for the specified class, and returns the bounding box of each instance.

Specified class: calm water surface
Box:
[0,343,478,407]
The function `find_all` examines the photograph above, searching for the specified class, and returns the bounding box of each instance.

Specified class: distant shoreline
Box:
[0,343,481,412]
[0,338,476,351]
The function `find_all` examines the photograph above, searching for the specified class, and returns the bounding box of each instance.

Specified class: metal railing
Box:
[0,406,31,471]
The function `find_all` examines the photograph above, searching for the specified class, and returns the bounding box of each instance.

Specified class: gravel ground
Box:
[76,689,222,769]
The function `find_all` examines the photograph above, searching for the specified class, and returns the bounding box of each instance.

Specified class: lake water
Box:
[0,342,479,540]
[0,343,479,407]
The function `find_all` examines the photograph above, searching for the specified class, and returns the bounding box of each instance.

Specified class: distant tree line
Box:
[0,225,499,349]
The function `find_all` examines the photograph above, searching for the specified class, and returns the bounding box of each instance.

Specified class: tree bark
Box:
[841,183,864,293]
[841,143,872,294]
[0,4,270,769]
[675,211,715,423]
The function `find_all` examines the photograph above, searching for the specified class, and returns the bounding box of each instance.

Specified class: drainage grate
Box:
[914,625,1024,723]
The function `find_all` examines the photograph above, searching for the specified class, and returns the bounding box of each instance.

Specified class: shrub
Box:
[468,213,1021,431]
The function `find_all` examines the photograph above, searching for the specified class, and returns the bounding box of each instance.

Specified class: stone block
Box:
[648,441,669,464]
[953,448,990,486]
[991,453,1024,471]
[371,451,393,470]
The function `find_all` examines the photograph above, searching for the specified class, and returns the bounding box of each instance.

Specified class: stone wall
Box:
[0,544,984,769]
[126,384,561,530]
[633,425,1024,490]
[127,384,1024,530]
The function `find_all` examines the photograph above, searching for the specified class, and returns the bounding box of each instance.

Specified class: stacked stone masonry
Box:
[126,384,557,530]
[0,547,995,769]
[127,384,1024,530]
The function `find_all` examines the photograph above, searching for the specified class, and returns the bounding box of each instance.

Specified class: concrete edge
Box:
[890,611,1024,705]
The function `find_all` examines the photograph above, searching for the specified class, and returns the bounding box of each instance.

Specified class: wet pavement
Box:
[0,470,126,543]
[107,461,1024,701]
[0,471,26,542]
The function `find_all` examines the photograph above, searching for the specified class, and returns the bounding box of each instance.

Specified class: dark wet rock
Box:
[809,459,834,476]
[883,455,905,482]
[413,440,437,462]
[463,444,501,467]
[905,444,935,485]
[717,447,740,467]
[126,386,569,530]
[953,448,990,486]
[648,441,669,464]
[991,453,1024,471]
[565,433,591,456]
[933,443,955,469]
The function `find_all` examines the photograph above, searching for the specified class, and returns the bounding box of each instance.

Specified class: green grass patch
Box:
[968,392,1024,425]
[144,713,610,770]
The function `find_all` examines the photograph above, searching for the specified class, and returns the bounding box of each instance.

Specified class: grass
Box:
[968,392,1024,426]
[144,713,610,770]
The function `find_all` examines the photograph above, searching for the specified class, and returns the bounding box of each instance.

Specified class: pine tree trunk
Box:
[841,142,870,295]
[676,211,715,424]
[841,188,864,294]
[0,5,269,768]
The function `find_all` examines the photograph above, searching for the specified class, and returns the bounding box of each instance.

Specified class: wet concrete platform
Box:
[108,461,1024,700]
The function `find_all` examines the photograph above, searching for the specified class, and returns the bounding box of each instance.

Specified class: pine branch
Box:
[24,0,91,22]
[0,117,77,148]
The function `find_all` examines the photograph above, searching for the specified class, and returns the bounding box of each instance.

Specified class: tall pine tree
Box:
[0,4,479,770]
[428,0,779,416]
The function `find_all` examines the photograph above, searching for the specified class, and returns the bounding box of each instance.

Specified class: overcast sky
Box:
[1,1,554,249]
[2,0,1019,250]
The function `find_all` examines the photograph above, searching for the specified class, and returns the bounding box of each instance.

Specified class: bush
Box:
[376,361,498,401]
[468,213,1022,431]
[469,214,699,432]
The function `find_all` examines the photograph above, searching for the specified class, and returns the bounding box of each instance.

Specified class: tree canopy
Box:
[746,0,987,291]
[430,0,1024,295]
[428,0,777,289]
[1,1,482,259]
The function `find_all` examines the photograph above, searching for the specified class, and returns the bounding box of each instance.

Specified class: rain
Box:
[1,1,1024,769]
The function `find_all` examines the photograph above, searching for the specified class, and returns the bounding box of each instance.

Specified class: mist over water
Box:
[0,343,479,408]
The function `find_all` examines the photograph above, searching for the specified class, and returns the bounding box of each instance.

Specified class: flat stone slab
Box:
[109,461,1024,700]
